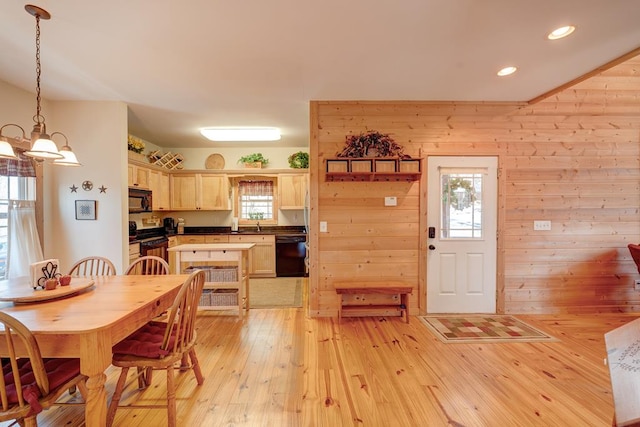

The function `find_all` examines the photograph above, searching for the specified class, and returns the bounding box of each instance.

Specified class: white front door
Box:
[427,156,497,313]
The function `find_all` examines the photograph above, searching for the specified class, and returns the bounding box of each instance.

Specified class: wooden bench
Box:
[335,281,412,323]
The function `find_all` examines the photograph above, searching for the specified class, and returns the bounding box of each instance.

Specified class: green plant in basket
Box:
[288,151,309,169]
[238,153,269,166]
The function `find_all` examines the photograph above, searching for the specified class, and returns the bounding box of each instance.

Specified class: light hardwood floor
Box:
[14,308,635,426]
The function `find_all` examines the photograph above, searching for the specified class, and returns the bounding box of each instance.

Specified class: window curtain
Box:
[8,200,43,278]
[0,149,37,178]
[239,180,274,197]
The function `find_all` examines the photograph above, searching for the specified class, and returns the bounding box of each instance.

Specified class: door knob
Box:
[428,245,436,250]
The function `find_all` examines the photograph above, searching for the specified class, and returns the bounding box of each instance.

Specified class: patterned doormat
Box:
[418,315,558,343]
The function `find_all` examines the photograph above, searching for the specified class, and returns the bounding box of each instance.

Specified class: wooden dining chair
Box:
[125,256,169,276]
[126,255,172,363]
[68,256,116,276]
[0,311,87,427]
[107,269,205,427]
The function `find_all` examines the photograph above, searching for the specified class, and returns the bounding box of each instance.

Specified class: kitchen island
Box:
[169,243,255,317]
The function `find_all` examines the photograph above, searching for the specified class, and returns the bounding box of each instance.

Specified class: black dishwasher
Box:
[275,235,307,277]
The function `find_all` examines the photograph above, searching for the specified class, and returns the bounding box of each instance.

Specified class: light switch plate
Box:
[320,221,327,232]
[533,220,551,231]
[384,196,397,206]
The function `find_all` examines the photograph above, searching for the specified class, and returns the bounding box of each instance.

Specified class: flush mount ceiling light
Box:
[497,66,518,77]
[200,127,281,142]
[0,4,81,166]
[548,25,576,40]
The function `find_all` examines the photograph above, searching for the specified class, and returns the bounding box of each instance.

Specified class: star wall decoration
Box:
[99,185,107,193]
[70,185,78,193]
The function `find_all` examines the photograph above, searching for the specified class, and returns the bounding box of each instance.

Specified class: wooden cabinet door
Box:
[199,174,230,210]
[279,174,307,209]
[127,164,135,187]
[228,234,275,277]
[171,174,229,211]
[171,174,198,210]
[128,164,150,188]
[149,169,171,211]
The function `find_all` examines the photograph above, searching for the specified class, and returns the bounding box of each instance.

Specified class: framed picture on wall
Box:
[75,200,97,220]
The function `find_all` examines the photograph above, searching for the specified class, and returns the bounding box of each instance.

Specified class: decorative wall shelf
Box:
[325,157,422,182]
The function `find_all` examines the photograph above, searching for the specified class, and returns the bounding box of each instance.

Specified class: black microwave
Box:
[129,187,152,213]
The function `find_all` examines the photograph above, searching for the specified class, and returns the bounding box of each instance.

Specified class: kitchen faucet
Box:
[256,221,261,232]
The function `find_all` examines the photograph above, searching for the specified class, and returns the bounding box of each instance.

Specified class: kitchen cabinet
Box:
[148,169,171,211]
[128,242,140,266]
[228,234,276,278]
[128,164,150,188]
[177,235,229,245]
[171,173,230,210]
[167,236,178,273]
[177,235,205,244]
[279,174,307,210]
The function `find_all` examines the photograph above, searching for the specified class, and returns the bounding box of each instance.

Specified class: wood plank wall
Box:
[308,54,640,317]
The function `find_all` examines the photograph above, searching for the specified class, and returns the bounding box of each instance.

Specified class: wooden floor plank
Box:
[4,310,635,426]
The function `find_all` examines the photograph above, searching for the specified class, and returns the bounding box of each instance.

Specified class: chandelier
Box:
[0,4,81,166]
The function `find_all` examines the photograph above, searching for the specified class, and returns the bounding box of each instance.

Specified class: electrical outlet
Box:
[635,279,640,291]
[533,220,551,231]
[384,196,397,206]
[320,221,327,233]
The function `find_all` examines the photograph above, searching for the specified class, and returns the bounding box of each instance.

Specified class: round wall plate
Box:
[205,153,225,169]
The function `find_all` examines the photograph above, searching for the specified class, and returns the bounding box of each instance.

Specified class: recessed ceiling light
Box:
[200,127,281,142]
[497,66,517,77]
[548,25,575,40]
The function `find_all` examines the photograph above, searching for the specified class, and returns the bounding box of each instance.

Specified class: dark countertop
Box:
[181,226,306,236]
[129,226,306,243]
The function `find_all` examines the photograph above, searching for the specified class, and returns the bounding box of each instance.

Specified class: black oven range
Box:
[132,227,169,261]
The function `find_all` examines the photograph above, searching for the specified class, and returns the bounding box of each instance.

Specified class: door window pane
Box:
[440,171,483,239]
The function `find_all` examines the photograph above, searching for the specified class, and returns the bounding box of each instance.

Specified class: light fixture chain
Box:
[34,13,43,125]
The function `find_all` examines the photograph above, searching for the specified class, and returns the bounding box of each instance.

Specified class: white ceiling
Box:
[1,1,639,149]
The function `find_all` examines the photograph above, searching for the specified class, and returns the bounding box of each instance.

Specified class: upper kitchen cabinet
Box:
[171,173,230,211]
[128,164,150,188]
[148,169,171,211]
[279,173,308,210]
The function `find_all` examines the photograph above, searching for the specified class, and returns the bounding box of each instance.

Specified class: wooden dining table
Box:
[0,274,189,427]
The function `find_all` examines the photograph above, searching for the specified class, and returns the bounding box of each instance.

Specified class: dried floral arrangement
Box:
[127,135,145,154]
[335,131,410,158]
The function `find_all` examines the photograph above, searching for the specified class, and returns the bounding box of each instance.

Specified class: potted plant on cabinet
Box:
[238,153,269,168]
[288,151,309,169]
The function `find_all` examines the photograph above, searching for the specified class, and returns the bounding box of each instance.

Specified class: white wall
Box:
[47,101,128,273]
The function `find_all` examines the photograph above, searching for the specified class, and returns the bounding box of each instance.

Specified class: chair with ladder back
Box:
[106,269,205,427]
[125,255,169,276]
[0,311,87,426]
[68,256,116,276]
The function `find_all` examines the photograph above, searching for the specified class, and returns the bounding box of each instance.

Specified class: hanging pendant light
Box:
[14,4,80,165]
[52,132,81,166]
[0,124,22,159]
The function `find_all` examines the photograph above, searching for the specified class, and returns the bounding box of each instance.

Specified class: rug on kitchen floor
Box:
[250,277,304,308]
[418,315,558,343]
